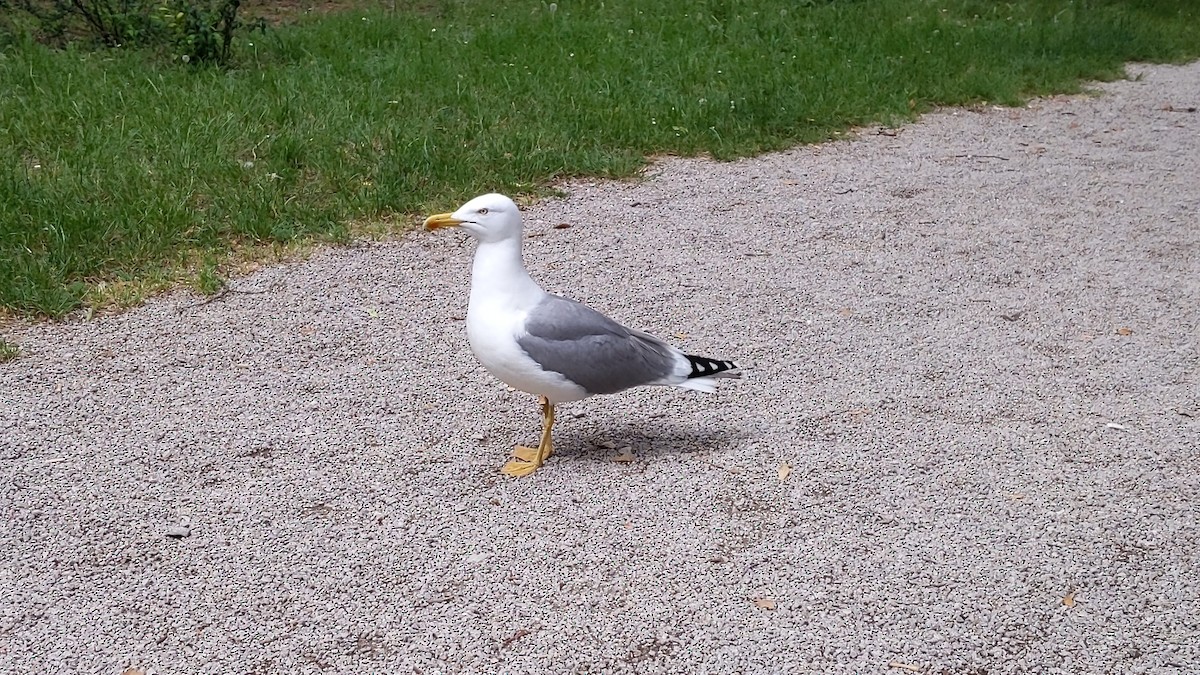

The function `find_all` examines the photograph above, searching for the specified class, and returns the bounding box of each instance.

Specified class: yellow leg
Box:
[502,396,555,477]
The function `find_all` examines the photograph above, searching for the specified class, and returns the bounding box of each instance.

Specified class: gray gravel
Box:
[3,61,1200,675]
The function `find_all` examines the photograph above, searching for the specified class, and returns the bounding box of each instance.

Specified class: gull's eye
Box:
[478,208,489,215]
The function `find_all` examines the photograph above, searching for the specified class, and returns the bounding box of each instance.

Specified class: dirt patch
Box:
[242,0,442,25]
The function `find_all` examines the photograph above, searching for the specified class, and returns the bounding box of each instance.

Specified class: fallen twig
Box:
[501,628,532,649]
[177,285,276,312]
[696,455,741,475]
[950,153,1010,161]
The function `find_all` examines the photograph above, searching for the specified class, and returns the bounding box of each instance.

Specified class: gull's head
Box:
[423,193,522,244]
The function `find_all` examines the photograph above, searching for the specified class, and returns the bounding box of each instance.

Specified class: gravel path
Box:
[3,61,1199,675]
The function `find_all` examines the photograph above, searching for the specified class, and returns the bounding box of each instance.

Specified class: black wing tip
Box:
[684,354,739,379]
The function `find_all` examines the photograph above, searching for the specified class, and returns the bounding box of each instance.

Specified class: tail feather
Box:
[684,354,740,380]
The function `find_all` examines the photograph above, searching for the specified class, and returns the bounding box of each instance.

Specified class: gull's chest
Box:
[464,296,587,402]
[465,299,527,365]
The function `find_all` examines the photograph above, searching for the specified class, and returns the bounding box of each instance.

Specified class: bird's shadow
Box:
[550,419,749,464]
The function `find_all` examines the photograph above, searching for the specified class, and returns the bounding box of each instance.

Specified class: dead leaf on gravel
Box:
[887,662,922,672]
[121,668,147,675]
[837,307,853,317]
[1062,589,1077,607]
[1007,492,1026,501]
[614,448,635,463]
[553,222,572,229]
[752,597,777,610]
[778,462,792,482]
[674,332,688,340]
[1116,326,1133,335]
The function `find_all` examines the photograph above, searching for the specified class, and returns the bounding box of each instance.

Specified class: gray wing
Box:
[517,294,677,395]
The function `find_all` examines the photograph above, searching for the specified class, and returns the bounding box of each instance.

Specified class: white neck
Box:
[469,237,544,310]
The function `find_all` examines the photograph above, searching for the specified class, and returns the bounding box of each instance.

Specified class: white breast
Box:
[466,300,589,404]
[463,235,590,403]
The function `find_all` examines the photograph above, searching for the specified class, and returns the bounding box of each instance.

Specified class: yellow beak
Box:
[423,213,464,231]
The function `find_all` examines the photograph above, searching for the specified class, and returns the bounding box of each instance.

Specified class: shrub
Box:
[0,0,261,65]
[156,0,253,65]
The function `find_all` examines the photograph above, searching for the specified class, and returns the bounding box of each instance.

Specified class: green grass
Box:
[0,338,20,362]
[2,0,1199,317]
[193,254,227,295]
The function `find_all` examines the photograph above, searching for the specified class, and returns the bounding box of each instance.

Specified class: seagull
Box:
[423,193,740,477]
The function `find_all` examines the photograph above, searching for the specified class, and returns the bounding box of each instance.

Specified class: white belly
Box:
[466,304,589,404]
